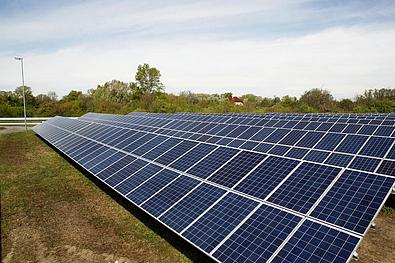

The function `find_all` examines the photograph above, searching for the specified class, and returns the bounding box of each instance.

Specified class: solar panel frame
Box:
[34,115,395,263]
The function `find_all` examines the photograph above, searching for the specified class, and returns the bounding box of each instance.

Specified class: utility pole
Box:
[14,56,27,131]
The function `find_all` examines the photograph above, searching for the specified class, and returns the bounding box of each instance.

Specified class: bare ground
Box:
[1,131,394,262]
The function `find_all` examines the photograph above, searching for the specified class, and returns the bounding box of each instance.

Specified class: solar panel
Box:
[33,112,395,263]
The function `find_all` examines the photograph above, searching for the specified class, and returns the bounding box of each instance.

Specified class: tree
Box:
[300,88,335,112]
[222,92,233,99]
[338,99,354,112]
[63,90,83,102]
[134,63,164,98]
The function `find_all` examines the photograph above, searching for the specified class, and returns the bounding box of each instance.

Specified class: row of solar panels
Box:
[129,112,395,125]
[33,114,394,263]
[81,113,395,177]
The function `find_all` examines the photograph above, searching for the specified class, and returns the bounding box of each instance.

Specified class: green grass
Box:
[381,206,395,215]
[0,131,193,262]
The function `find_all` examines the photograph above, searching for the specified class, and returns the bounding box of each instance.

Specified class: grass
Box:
[0,131,193,262]
[381,206,395,215]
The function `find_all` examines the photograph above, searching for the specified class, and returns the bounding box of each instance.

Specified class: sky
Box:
[1,0,395,99]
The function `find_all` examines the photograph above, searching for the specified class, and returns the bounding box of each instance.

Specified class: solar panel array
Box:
[33,112,395,263]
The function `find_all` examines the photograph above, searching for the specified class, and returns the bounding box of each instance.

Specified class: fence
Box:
[0,117,77,126]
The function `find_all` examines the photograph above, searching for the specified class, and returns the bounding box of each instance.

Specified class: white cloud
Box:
[1,1,394,99]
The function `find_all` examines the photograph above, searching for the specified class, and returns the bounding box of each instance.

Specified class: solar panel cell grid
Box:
[141,176,200,217]
[272,220,360,263]
[187,147,239,179]
[268,163,341,214]
[376,160,395,176]
[160,183,226,232]
[235,156,300,199]
[115,164,162,195]
[155,140,197,165]
[213,204,301,263]
[303,150,330,163]
[324,153,354,167]
[105,158,148,186]
[359,137,394,158]
[208,151,266,188]
[311,170,395,234]
[126,169,179,205]
[181,193,258,253]
[349,156,381,172]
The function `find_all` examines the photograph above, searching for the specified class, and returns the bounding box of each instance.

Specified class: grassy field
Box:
[1,131,394,262]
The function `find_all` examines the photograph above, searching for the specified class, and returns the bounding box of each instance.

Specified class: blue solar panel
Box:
[182,193,258,253]
[84,148,118,169]
[335,134,368,154]
[253,142,274,153]
[34,114,395,263]
[268,163,341,214]
[311,170,395,234]
[123,133,156,152]
[343,124,361,133]
[285,148,309,159]
[273,220,360,263]
[216,124,238,136]
[169,143,216,171]
[376,160,395,176]
[250,127,275,141]
[160,183,226,232]
[324,153,354,167]
[239,141,259,150]
[314,133,345,151]
[213,204,301,263]
[141,176,200,217]
[279,130,307,145]
[115,164,162,195]
[187,147,239,179]
[142,138,182,160]
[358,125,377,135]
[303,150,330,163]
[227,126,249,138]
[296,131,323,148]
[106,158,148,186]
[227,139,245,148]
[238,126,261,140]
[235,156,299,199]
[349,156,381,172]
[208,152,266,188]
[132,135,168,155]
[374,126,395,136]
[155,140,197,165]
[96,154,136,180]
[126,169,179,204]
[264,129,290,143]
[268,145,291,156]
[359,137,394,158]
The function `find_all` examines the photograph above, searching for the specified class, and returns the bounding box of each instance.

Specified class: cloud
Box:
[1,0,394,99]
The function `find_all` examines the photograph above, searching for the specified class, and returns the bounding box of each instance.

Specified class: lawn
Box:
[1,131,394,262]
[0,131,194,262]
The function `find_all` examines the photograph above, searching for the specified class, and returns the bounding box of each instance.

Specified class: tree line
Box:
[1,63,394,117]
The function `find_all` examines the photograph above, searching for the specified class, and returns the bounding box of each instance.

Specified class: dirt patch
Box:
[356,214,395,263]
[0,126,31,135]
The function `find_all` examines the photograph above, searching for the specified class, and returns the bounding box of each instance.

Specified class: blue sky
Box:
[1,0,395,98]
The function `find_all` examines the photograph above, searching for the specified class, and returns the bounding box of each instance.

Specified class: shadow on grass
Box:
[37,134,215,263]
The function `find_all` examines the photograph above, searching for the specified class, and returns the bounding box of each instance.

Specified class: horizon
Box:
[1,0,395,99]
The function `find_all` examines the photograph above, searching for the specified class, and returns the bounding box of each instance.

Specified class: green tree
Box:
[134,63,164,98]
[300,88,335,112]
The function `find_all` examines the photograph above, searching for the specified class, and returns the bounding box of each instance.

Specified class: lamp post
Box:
[14,56,27,131]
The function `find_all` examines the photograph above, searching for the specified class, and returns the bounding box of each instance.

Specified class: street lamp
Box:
[14,56,27,131]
